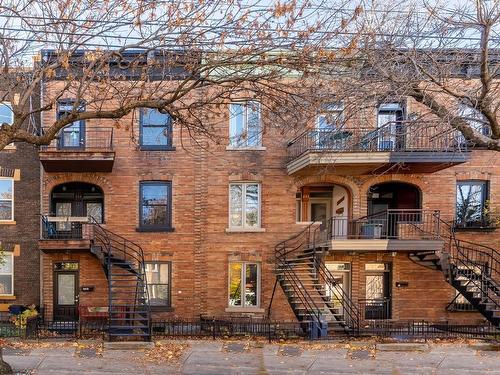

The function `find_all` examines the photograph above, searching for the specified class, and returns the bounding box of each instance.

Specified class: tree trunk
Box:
[0,348,12,374]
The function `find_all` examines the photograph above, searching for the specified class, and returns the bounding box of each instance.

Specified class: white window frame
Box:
[0,252,14,296]
[229,101,262,148]
[228,261,261,308]
[0,177,14,222]
[316,102,344,130]
[228,182,261,230]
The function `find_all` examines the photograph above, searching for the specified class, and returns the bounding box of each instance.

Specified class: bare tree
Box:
[344,0,500,151]
[0,0,363,151]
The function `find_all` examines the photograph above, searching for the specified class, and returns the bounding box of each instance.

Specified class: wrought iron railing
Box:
[40,215,91,240]
[326,209,441,240]
[358,298,392,320]
[287,121,467,160]
[41,127,114,151]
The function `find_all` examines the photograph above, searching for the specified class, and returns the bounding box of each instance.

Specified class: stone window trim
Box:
[0,252,14,297]
[0,177,14,223]
[227,261,261,309]
[227,182,262,231]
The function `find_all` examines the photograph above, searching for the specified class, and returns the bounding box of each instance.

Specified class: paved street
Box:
[2,339,500,374]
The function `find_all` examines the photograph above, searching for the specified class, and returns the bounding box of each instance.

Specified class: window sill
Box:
[225,307,265,314]
[0,221,16,225]
[0,295,16,300]
[225,227,266,233]
[139,146,176,152]
[136,227,175,233]
[225,146,266,151]
[453,226,497,233]
[150,306,174,312]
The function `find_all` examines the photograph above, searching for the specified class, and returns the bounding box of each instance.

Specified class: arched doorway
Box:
[51,182,104,223]
[368,182,421,215]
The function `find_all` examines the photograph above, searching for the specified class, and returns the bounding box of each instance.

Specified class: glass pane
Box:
[142,108,171,126]
[230,184,243,227]
[145,263,170,284]
[0,179,13,200]
[0,201,12,220]
[61,123,81,147]
[0,255,13,273]
[57,274,76,305]
[0,102,13,124]
[142,205,167,226]
[366,275,384,299]
[142,126,170,146]
[229,104,245,146]
[311,203,327,223]
[148,284,169,306]
[246,103,261,146]
[56,202,72,231]
[245,264,258,306]
[142,184,169,205]
[228,263,242,306]
[0,275,12,295]
[245,184,259,227]
[456,183,485,225]
[86,202,103,223]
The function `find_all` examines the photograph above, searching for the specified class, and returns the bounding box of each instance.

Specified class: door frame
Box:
[53,265,80,321]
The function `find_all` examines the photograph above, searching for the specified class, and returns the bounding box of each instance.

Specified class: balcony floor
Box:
[320,238,445,252]
[287,151,470,175]
[40,150,115,172]
[39,239,92,252]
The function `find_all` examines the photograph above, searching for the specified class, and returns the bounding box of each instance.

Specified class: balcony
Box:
[286,121,470,175]
[39,215,93,252]
[319,209,444,252]
[39,127,115,172]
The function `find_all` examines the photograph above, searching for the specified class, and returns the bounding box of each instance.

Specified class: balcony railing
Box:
[326,209,441,240]
[41,127,114,151]
[40,215,92,240]
[287,121,467,161]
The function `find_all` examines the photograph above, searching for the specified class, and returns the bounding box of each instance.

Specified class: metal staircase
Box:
[273,223,360,338]
[410,221,499,328]
[90,220,151,341]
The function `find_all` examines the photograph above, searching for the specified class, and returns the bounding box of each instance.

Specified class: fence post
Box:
[268,322,271,344]
[212,318,216,340]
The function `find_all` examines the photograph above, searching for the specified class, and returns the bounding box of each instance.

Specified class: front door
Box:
[53,262,79,321]
[364,263,391,320]
[309,199,331,228]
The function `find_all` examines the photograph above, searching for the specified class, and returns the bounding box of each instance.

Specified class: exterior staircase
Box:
[90,220,151,341]
[410,223,499,328]
[274,223,360,338]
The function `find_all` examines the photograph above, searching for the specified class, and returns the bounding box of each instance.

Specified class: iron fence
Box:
[41,127,114,151]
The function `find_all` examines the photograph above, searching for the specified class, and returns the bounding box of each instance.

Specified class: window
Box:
[377,103,405,151]
[145,262,171,307]
[229,183,260,229]
[139,181,172,230]
[0,252,13,295]
[57,100,85,148]
[459,104,490,137]
[317,102,344,130]
[228,262,260,307]
[0,102,13,125]
[229,101,261,147]
[140,108,173,150]
[0,178,13,221]
[456,180,489,227]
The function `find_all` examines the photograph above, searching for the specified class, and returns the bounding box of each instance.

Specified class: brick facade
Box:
[0,142,41,309]
[38,79,499,326]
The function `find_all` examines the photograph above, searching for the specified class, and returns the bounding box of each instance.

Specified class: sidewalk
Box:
[2,339,499,374]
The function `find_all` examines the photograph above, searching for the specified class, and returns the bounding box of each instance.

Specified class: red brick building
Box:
[36,51,499,339]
